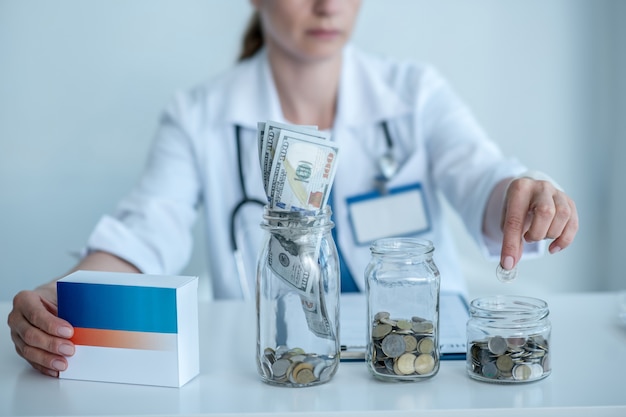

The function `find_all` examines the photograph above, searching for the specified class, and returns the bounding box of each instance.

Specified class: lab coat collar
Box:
[216,48,286,130]
[218,44,411,130]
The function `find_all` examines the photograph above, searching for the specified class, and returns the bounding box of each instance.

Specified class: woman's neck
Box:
[267,48,342,131]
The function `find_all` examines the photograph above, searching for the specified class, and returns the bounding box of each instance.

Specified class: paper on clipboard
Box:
[339,292,469,360]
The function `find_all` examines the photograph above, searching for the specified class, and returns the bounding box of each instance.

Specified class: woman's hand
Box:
[500,177,579,270]
[7,283,75,377]
[7,251,141,376]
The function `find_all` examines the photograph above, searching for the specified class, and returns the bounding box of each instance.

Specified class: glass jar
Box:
[466,295,551,383]
[256,206,340,387]
[365,238,441,382]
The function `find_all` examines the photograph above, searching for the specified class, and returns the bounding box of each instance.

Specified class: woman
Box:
[8,0,577,378]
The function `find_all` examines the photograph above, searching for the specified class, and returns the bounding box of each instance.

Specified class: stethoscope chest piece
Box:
[378,151,398,181]
[373,120,398,194]
[374,149,398,195]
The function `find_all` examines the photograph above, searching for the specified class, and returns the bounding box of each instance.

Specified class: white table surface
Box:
[2,292,626,417]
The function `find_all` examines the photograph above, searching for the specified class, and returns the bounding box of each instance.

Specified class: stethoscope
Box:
[230,124,267,299]
[229,121,397,299]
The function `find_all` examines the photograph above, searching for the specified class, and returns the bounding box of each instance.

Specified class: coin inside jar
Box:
[368,312,439,380]
[381,333,406,358]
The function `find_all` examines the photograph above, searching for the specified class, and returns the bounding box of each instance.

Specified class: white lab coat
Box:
[86,45,539,299]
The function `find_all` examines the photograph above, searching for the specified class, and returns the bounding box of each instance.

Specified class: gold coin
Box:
[372,323,392,339]
[403,335,418,352]
[294,366,316,384]
[513,364,532,380]
[417,337,435,354]
[392,360,402,376]
[414,353,435,375]
[299,368,317,384]
[397,353,417,375]
[412,321,434,334]
[396,319,413,330]
[496,355,514,372]
[292,361,314,376]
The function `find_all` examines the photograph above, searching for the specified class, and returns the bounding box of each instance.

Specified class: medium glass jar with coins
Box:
[256,206,340,387]
[365,238,441,382]
[466,295,551,383]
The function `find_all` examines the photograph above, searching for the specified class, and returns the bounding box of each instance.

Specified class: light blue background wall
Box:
[1,0,624,301]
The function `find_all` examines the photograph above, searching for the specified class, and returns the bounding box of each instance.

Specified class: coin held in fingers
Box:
[496,263,518,283]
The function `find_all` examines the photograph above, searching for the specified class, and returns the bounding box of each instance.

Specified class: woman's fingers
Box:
[8,290,74,377]
[500,178,579,269]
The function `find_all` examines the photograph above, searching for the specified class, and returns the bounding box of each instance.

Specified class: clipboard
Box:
[339,292,469,361]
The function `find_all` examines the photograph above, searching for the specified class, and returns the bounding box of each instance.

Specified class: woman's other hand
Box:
[8,283,75,377]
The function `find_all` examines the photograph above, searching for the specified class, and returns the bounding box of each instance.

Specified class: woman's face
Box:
[252,0,362,63]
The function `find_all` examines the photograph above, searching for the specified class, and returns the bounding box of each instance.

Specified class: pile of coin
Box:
[259,346,337,386]
[368,311,439,378]
[468,334,550,383]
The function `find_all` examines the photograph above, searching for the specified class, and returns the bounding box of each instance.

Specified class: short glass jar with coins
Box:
[466,295,551,383]
[365,238,441,382]
[256,206,340,387]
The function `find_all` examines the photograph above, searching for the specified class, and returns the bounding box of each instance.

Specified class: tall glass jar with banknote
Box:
[365,238,441,382]
[466,295,551,383]
[256,206,340,387]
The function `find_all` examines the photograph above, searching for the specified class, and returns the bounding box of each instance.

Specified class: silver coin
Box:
[271,358,291,378]
[482,361,499,379]
[381,333,406,358]
[496,263,518,283]
[488,336,508,355]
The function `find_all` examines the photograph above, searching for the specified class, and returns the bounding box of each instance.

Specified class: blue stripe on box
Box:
[57,282,177,333]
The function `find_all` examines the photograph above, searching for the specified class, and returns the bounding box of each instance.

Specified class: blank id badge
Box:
[346,183,431,246]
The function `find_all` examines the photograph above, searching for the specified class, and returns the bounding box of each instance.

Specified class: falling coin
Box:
[496,263,518,283]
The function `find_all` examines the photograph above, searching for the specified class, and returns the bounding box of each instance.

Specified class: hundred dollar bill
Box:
[266,228,320,295]
[260,121,324,195]
[265,230,335,339]
[300,286,335,340]
[267,130,339,212]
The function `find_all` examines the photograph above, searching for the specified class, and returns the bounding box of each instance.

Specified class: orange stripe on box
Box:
[71,327,176,351]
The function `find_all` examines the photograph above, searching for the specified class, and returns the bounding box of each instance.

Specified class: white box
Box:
[57,271,199,387]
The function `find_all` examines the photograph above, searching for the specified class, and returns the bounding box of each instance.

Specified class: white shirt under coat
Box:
[86,45,541,300]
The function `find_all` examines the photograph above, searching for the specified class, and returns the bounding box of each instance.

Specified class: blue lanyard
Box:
[329,188,360,293]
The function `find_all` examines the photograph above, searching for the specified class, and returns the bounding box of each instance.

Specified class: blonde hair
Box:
[238,11,264,61]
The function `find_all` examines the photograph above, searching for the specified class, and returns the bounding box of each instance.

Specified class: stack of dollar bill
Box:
[257,121,340,340]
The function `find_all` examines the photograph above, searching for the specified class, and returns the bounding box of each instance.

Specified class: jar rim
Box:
[370,238,434,255]
[261,205,334,231]
[469,295,549,318]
